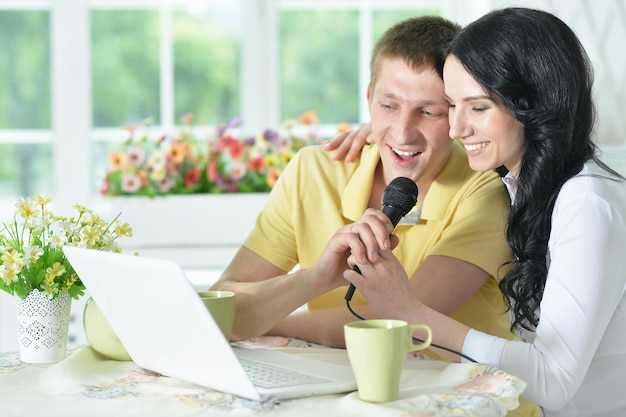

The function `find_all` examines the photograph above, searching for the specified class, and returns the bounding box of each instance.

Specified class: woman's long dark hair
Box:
[447,8,620,331]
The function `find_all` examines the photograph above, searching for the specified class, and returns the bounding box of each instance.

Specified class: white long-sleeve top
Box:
[463,161,626,417]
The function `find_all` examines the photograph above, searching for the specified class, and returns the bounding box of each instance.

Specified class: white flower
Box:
[23,246,43,261]
[0,265,18,284]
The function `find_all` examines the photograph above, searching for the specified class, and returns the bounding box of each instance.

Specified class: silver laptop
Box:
[63,246,356,401]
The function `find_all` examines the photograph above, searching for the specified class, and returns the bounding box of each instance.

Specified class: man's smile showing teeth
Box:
[392,148,419,157]
[464,142,488,151]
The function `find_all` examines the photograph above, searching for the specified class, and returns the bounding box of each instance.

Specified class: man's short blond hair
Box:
[370,16,461,89]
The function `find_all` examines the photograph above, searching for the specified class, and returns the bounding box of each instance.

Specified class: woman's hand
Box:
[344,248,417,319]
[340,209,417,318]
[308,209,398,292]
[324,123,373,162]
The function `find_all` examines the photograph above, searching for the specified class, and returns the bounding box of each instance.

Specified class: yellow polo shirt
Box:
[244,141,515,340]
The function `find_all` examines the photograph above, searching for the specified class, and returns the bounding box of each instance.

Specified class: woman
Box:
[337,8,626,417]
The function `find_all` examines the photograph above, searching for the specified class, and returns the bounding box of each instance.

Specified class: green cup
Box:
[344,319,432,403]
[83,297,132,361]
[198,290,236,340]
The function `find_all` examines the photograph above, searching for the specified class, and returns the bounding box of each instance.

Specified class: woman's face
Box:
[443,55,525,177]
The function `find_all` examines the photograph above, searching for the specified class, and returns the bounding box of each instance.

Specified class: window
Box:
[0,0,452,217]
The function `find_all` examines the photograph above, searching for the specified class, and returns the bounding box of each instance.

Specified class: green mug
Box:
[197,290,236,340]
[83,297,132,361]
[344,319,432,403]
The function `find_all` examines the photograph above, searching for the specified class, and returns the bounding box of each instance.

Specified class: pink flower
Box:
[156,177,173,193]
[227,162,246,181]
[121,173,142,193]
[126,147,146,166]
[454,373,508,394]
[118,370,159,384]
[180,113,194,124]
[207,162,219,183]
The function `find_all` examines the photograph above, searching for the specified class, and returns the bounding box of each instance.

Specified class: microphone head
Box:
[382,177,418,218]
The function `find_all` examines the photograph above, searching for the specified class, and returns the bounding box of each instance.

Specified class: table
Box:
[0,336,526,417]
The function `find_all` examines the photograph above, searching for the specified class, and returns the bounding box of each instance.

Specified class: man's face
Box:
[368,58,452,188]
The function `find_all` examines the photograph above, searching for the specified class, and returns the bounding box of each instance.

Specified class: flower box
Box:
[98,193,269,276]
[100,112,329,197]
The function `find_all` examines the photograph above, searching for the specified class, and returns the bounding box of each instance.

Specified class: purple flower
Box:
[263,129,279,143]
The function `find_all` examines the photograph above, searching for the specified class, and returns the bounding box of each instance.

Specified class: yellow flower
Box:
[279,150,295,165]
[45,262,66,282]
[15,198,38,220]
[81,225,101,246]
[1,249,25,269]
[264,154,280,169]
[33,195,52,206]
[40,280,59,296]
[150,165,167,182]
[114,221,133,238]
[62,273,78,291]
[73,204,87,214]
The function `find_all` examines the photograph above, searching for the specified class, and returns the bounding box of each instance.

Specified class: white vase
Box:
[15,289,72,364]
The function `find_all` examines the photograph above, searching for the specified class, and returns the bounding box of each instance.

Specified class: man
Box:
[212,16,513,350]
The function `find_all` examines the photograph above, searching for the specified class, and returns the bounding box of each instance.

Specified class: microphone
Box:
[344,177,418,301]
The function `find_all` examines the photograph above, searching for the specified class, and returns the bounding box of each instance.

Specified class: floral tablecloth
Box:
[0,337,526,417]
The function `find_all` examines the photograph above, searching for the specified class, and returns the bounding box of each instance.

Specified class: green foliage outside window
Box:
[0,10,50,129]
[91,10,161,127]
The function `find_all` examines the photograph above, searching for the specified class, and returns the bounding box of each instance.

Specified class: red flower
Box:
[219,135,236,150]
[184,168,201,186]
[229,140,245,160]
[247,156,265,172]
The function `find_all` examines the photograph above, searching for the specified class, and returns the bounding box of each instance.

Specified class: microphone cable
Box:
[345,282,478,363]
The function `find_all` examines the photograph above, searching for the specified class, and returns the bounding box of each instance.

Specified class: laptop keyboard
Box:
[239,357,330,389]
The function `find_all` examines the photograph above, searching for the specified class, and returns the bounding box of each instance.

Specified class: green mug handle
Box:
[407,324,432,351]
